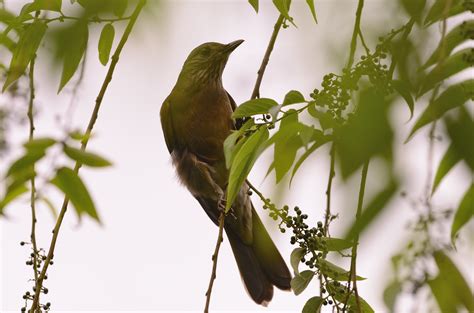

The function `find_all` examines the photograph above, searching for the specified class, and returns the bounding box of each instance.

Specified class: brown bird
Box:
[160,40,291,305]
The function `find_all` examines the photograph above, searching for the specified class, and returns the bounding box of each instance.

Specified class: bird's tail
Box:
[226,206,291,305]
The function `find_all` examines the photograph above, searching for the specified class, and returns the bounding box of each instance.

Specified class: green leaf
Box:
[2,21,47,92]
[345,181,398,240]
[336,88,393,178]
[451,184,474,244]
[63,145,112,167]
[290,135,330,184]
[322,237,353,251]
[282,90,305,106]
[223,119,254,169]
[383,280,402,312]
[226,127,269,212]
[21,0,62,14]
[407,80,474,141]
[400,0,426,23]
[248,0,258,13]
[428,275,458,313]
[7,151,45,177]
[433,251,474,311]
[290,270,314,295]
[272,0,296,26]
[113,0,128,17]
[308,104,339,130]
[302,296,323,313]
[317,259,365,281]
[327,281,374,313]
[0,185,29,215]
[23,137,56,152]
[418,48,474,96]
[290,247,305,275]
[446,107,474,170]
[424,0,464,27]
[274,111,302,182]
[305,0,318,23]
[232,98,278,119]
[432,144,461,194]
[57,20,89,93]
[0,33,15,52]
[98,23,114,66]
[422,20,474,69]
[51,167,100,221]
[391,79,414,120]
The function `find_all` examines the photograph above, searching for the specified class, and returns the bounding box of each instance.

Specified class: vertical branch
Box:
[251,14,284,99]
[27,56,39,287]
[203,213,225,313]
[29,1,146,311]
[346,0,365,69]
[324,144,336,235]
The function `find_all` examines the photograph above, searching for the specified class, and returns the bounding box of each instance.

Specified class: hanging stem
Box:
[29,1,146,311]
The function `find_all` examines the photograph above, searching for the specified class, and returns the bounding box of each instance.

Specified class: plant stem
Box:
[345,160,369,312]
[347,0,364,69]
[324,144,336,235]
[28,54,40,290]
[29,1,146,310]
[251,14,284,99]
[204,212,225,313]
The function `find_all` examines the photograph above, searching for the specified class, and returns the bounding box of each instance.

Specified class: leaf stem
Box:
[344,160,369,312]
[251,14,284,99]
[29,1,146,310]
[347,0,364,69]
[203,212,225,313]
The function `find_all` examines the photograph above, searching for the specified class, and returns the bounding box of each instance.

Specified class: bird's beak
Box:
[224,39,244,54]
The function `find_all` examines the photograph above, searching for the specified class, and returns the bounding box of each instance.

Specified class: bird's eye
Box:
[200,48,211,57]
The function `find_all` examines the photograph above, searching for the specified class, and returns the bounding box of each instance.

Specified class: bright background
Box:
[1,0,472,312]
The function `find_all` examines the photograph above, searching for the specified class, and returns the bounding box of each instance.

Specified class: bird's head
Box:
[179,40,244,86]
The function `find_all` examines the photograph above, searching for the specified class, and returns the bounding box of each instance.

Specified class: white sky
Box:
[1,0,473,312]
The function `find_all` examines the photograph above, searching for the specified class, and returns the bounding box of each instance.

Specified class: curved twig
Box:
[29,1,146,311]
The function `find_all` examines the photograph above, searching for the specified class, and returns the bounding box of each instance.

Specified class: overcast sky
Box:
[1,0,472,312]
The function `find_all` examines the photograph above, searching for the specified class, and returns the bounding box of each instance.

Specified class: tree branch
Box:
[251,14,284,99]
[203,212,225,313]
[29,1,146,310]
[346,0,364,69]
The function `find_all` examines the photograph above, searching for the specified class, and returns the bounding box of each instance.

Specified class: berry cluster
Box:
[20,241,52,312]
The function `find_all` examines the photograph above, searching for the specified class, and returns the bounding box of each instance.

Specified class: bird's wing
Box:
[160,99,175,153]
[226,90,246,130]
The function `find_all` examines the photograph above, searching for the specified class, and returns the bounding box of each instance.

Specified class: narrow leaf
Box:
[274,111,302,182]
[232,98,278,119]
[383,280,402,312]
[21,0,62,14]
[432,144,461,194]
[391,79,414,120]
[407,80,474,141]
[302,296,323,313]
[317,259,366,281]
[322,237,353,251]
[290,136,330,184]
[272,0,296,26]
[291,270,314,295]
[98,23,114,66]
[3,21,47,92]
[345,181,398,240]
[305,0,318,23]
[290,247,305,275]
[223,119,254,169]
[400,0,426,23]
[424,0,464,27]
[283,90,305,106]
[433,251,474,311]
[451,184,474,244]
[23,137,56,152]
[57,20,88,93]
[428,275,459,313]
[0,185,29,214]
[226,127,269,212]
[7,151,45,177]
[248,0,258,13]
[418,48,474,96]
[422,20,474,69]
[51,167,99,221]
[63,145,112,167]
[446,108,474,170]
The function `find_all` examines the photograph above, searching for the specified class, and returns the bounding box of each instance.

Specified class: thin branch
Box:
[29,1,146,311]
[204,212,225,313]
[27,54,40,288]
[347,0,364,69]
[324,144,336,235]
[251,14,285,99]
[344,160,369,312]
[42,14,131,24]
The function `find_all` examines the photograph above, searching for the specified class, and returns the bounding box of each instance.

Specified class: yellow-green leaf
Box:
[302,296,323,313]
[282,90,305,106]
[424,0,464,27]
[432,144,461,194]
[98,23,115,66]
[451,184,474,244]
[291,270,314,295]
[305,0,318,23]
[232,98,278,119]
[248,0,258,13]
[63,145,112,167]
[3,21,47,92]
